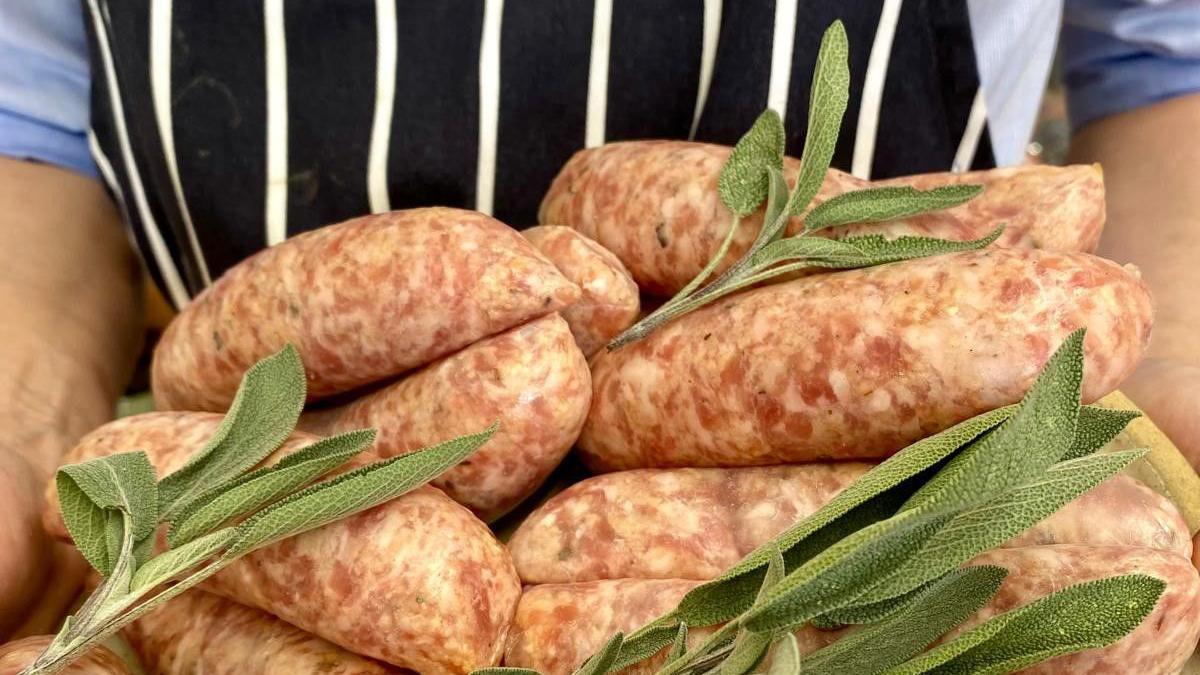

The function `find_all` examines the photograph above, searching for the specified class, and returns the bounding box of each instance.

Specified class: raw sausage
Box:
[508,464,872,583]
[124,589,402,674]
[42,413,521,675]
[503,578,840,675]
[0,636,129,675]
[581,249,1152,470]
[300,313,591,521]
[539,141,1103,295]
[152,207,580,411]
[961,545,1200,674]
[508,468,1190,584]
[522,226,640,356]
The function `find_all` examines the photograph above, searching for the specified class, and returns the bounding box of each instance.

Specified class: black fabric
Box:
[85,0,995,306]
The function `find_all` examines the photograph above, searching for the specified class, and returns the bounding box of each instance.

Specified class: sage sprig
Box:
[24,345,496,675]
[607,21,989,351]
[487,330,1164,675]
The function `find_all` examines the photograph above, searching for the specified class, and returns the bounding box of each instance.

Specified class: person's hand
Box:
[0,447,85,639]
[1121,357,1200,472]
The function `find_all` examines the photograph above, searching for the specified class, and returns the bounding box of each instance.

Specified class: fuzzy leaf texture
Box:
[799,566,1007,675]
[130,527,236,591]
[1064,406,1140,460]
[717,548,788,675]
[168,429,377,546]
[803,185,982,232]
[226,423,496,555]
[785,20,849,217]
[718,109,785,216]
[574,632,624,675]
[56,451,158,575]
[902,329,1086,513]
[766,635,801,675]
[157,344,307,518]
[673,406,1011,627]
[883,575,1166,675]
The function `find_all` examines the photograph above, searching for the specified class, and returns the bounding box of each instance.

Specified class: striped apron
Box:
[80,0,993,308]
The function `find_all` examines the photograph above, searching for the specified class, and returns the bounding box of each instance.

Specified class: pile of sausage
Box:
[6,140,1199,675]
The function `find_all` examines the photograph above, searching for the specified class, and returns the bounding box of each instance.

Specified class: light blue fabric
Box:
[0,0,95,177]
[2,0,1198,175]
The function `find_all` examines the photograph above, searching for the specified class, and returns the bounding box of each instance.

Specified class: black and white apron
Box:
[80,0,995,309]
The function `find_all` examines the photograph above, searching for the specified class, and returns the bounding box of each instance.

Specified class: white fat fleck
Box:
[828,370,850,401]
[944,305,959,316]
[743,501,779,522]
[865,388,892,412]
[585,276,611,294]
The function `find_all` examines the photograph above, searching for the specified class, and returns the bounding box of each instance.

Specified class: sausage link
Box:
[961,545,1200,674]
[539,141,1103,295]
[124,589,401,674]
[152,207,579,411]
[0,636,129,675]
[522,226,640,357]
[503,578,840,675]
[581,249,1152,470]
[300,313,591,521]
[509,469,1190,584]
[42,413,520,675]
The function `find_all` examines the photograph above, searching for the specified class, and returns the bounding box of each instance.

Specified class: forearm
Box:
[1069,93,1200,366]
[0,157,142,479]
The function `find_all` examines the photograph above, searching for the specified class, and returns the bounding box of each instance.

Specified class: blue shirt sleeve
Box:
[1063,0,1200,130]
[0,1,95,178]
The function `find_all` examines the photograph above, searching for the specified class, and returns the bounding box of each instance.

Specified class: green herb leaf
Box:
[804,185,982,232]
[574,632,624,675]
[168,429,376,546]
[471,669,543,675]
[849,449,1145,609]
[884,575,1165,675]
[158,344,307,519]
[800,566,1006,675]
[741,507,954,634]
[902,329,1086,513]
[606,620,683,672]
[668,623,690,661]
[1063,406,1140,461]
[226,424,495,556]
[718,110,786,216]
[129,527,236,591]
[675,406,1010,627]
[766,634,801,675]
[56,451,158,575]
[831,227,1003,266]
[718,547,787,675]
[813,582,928,627]
[785,20,849,217]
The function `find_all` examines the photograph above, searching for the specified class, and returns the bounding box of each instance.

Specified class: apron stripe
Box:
[475,0,504,216]
[87,130,135,249]
[263,0,289,245]
[953,87,988,173]
[368,0,398,214]
[851,0,903,180]
[150,0,211,286]
[766,0,800,115]
[585,0,613,148]
[85,0,190,308]
[690,0,723,140]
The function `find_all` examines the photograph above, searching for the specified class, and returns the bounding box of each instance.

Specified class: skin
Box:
[0,158,142,638]
[1069,93,1200,469]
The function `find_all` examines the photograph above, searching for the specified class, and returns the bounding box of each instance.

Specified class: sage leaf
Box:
[741,507,954,634]
[785,20,849,217]
[832,227,1003,266]
[574,632,624,675]
[56,451,158,575]
[718,547,787,675]
[803,185,982,232]
[606,621,683,672]
[766,634,801,675]
[168,429,376,546]
[814,582,928,627]
[1063,406,1139,461]
[902,329,1085,513]
[130,527,236,591]
[800,566,1006,675]
[675,406,1010,627]
[884,574,1165,675]
[850,448,1145,609]
[226,424,495,555]
[718,110,786,216]
[158,344,307,519]
[668,623,690,661]
[471,670,543,675]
